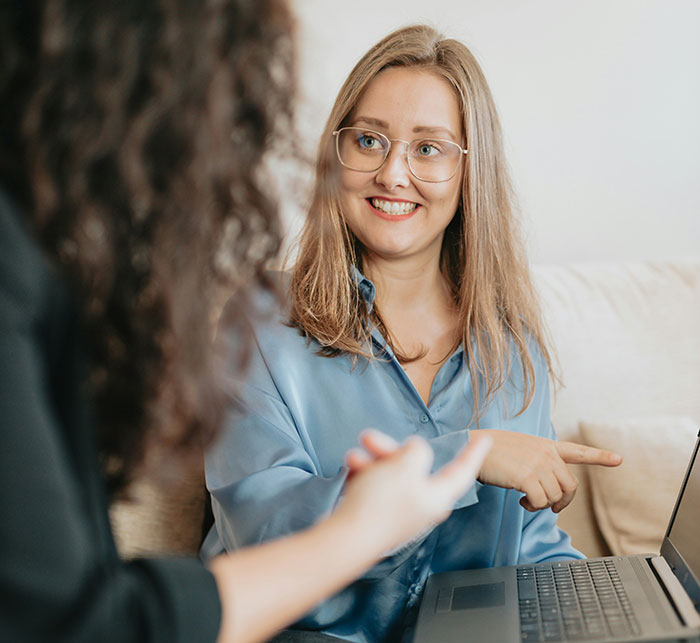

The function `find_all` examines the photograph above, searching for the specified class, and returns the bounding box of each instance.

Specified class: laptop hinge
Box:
[651,556,700,627]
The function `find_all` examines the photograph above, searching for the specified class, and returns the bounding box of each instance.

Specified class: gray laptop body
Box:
[413,432,700,643]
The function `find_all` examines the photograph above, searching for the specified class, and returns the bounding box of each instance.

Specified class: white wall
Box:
[285,0,700,264]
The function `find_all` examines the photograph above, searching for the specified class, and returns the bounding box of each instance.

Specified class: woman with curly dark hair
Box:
[0,2,491,642]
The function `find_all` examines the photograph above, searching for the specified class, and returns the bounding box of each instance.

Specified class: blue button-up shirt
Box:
[202,271,582,642]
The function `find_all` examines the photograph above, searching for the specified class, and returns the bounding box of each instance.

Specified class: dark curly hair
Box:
[0,0,295,492]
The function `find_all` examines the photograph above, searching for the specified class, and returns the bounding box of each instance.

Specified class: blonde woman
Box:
[204,25,621,643]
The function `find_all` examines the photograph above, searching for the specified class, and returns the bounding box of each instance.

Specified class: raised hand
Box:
[338,430,492,553]
[475,430,622,512]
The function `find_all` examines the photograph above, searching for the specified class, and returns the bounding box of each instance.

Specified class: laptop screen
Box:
[666,435,700,592]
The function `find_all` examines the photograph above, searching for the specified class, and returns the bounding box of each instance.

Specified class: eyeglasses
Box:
[332,126,467,183]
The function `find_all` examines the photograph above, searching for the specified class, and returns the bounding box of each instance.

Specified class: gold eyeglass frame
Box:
[332,126,468,183]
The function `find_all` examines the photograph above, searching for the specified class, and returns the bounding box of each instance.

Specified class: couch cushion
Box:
[534,259,700,557]
[110,463,207,558]
[535,260,700,440]
[579,416,698,556]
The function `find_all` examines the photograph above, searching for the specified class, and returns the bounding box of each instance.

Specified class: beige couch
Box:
[535,258,700,557]
[112,258,700,560]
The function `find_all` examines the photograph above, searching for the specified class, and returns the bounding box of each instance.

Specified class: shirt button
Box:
[409,583,424,596]
[419,413,429,424]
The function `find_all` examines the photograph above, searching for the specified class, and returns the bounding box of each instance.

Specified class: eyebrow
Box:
[351,116,459,142]
[413,125,459,140]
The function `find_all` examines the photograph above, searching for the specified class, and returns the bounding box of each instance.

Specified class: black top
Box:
[0,189,221,642]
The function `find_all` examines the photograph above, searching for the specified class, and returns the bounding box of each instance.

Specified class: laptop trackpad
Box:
[452,582,506,610]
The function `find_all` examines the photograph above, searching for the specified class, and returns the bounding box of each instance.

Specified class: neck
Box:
[362,251,450,312]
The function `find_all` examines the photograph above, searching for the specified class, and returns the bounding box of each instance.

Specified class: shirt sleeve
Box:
[513,344,584,563]
[204,320,460,579]
[419,430,483,509]
[0,197,222,643]
[205,379,428,580]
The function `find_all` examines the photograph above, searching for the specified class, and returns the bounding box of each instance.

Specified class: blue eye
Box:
[417,143,440,157]
[359,134,382,150]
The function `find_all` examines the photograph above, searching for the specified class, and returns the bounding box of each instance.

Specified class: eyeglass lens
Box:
[336,127,463,182]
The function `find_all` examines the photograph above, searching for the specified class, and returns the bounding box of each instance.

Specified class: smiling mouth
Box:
[369,198,419,216]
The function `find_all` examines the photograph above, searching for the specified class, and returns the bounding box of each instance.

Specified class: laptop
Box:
[413,430,700,643]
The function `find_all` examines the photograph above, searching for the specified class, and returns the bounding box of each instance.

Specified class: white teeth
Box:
[371,198,418,215]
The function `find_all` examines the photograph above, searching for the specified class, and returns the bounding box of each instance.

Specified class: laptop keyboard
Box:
[517,559,641,641]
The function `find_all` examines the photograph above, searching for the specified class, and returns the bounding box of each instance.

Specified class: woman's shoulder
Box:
[218,270,313,352]
[482,328,549,405]
[221,269,290,321]
[0,188,40,270]
[0,188,56,317]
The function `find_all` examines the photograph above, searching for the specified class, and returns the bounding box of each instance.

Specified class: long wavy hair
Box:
[289,24,551,420]
[0,0,295,492]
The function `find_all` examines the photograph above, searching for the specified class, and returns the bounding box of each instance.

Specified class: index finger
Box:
[556,441,622,467]
[359,429,400,457]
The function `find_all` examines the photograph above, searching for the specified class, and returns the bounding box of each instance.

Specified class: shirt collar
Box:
[351,265,376,313]
[350,265,466,362]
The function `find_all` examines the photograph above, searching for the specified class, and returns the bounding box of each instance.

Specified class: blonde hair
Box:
[289,24,552,419]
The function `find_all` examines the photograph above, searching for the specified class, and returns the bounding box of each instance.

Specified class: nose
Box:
[375,142,411,189]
